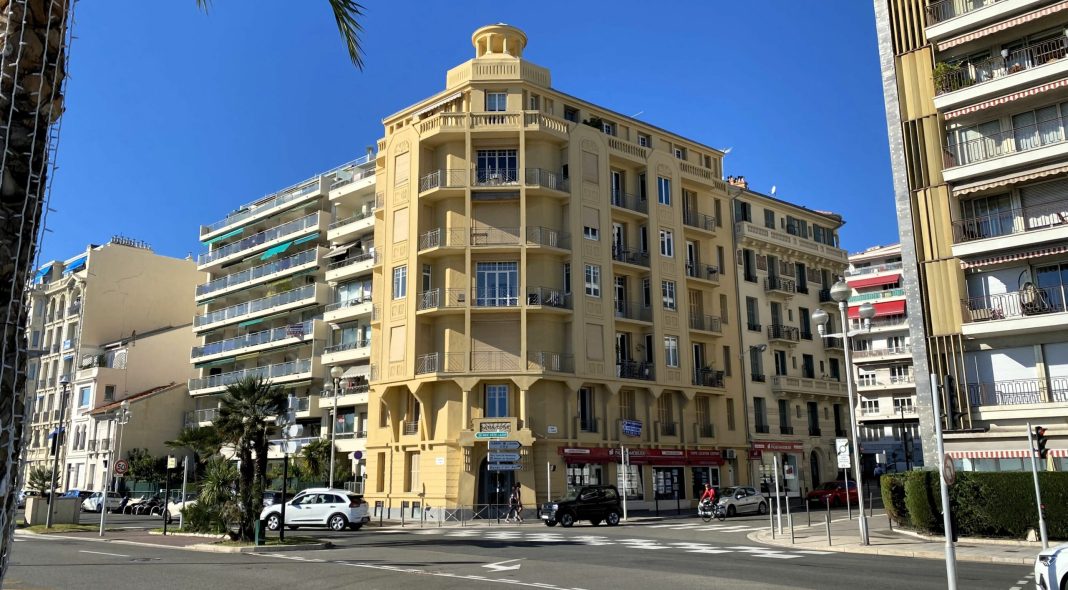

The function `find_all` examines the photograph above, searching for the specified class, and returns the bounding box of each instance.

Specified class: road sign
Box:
[488,452,520,463]
[487,463,522,471]
[835,438,851,469]
[943,453,957,486]
[166,455,177,469]
[114,459,129,476]
[621,419,642,437]
[487,440,521,450]
[475,432,508,439]
[350,450,363,461]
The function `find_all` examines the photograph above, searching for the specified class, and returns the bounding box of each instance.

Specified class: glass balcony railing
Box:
[324,338,371,355]
[954,197,1068,244]
[191,320,314,359]
[850,288,904,303]
[925,0,1003,25]
[196,248,318,297]
[194,284,316,327]
[846,261,903,277]
[198,213,319,266]
[201,180,319,236]
[189,358,312,391]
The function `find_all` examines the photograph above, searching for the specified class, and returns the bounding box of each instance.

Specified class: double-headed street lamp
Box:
[100,399,131,536]
[329,365,344,489]
[811,280,876,546]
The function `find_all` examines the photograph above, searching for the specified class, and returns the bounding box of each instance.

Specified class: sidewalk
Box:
[747,508,1044,566]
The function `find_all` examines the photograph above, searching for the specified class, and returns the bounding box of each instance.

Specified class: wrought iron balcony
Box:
[693,368,725,388]
[610,189,648,214]
[611,247,650,267]
[767,324,800,342]
[963,285,1066,322]
[527,287,570,309]
[765,276,796,295]
[617,360,654,381]
[614,300,652,322]
[967,377,1068,407]
[689,314,722,333]
[682,209,716,231]
[935,38,1068,94]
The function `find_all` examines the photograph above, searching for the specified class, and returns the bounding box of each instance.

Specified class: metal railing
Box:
[324,339,371,355]
[190,407,219,424]
[473,288,519,308]
[755,424,770,434]
[767,324,800,342]
[698,423,715,438]
[189,358,312,391]
[201,179,319,235]
[197,248,318,297]
[850,288,904,302]
[935,37,1068,94]
[293,397,311,412]
[323,383,370,397]
[419,169,467,192]
[659,422,678,436]
[67,302,81,316]
[414,352,465,374]
[329,207,375,230]
[527,286,570,309]
[689,314,722,333]
[682,210,716,231]
[325,294,372,312]
[525,168,569,192]
[852,346,911,360]
[686,263,719,281]
[963,284,1066,322]
[192,320,314,358]
[809,426,822,437]
[612,247,650,267]
[819,289,834,303]
[198,212,319,265]
[617,360,654,381]
[403,421,420,436]
[945,114,1068,169]
[967,377,1068,407]
[765,276,796,294]
[823,337,844,349]
[954,198,1068,243]
[526,226,569,249]
[925,0,1002,25]
[194,284,317,327]
[693,368,725,388]
[846,261,904,277]
[470,226,521,246]
[471,351,520,372]
[614,300,652,322]
[418,227,467,250]
[610,189,648,214]
[472,168,519,186]
[328,250,378,271]
[527,351,574,373]
[417,288,466,310]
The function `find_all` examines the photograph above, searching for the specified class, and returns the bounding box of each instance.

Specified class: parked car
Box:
[805,481,858,508]
[64,489,93,500]
[163,493,199,524]
[82,491,123,513]
[263,490,296,507]
[540,485,623,527]
[260,488,369,532]
[715,486,767,517]
[1035,542,1067,590]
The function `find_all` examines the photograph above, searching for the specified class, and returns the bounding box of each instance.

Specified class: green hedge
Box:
[881,470,1068,540]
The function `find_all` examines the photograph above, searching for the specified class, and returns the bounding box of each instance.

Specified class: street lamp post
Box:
[45,376,71,529]
[329,365,344,489]
[812,281,875,546]
[100,400,131,536]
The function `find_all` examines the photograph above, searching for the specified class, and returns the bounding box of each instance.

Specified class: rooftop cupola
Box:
[472,24,527,58]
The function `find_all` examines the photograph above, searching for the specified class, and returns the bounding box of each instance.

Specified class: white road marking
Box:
[752,553,802,559]
[483,558,523,572]
[79,550,130,558]
[794,550,833,555]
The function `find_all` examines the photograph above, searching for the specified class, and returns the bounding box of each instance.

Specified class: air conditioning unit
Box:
[723,449,737,460]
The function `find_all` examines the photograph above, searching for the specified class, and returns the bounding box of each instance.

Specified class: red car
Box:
[806,481,858,507]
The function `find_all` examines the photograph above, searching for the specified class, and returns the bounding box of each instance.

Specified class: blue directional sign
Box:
[487,463,522,471]
[487,440,522,450]
[488,452,521,463]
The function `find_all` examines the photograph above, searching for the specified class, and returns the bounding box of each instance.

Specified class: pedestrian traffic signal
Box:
[1034,425,1049,460]
[941,375,966,429]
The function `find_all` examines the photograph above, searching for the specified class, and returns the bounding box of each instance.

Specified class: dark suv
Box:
[541,485,623,527]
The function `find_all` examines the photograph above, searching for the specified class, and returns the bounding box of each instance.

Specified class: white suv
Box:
[82,491,123,513]
[260,488,369,532]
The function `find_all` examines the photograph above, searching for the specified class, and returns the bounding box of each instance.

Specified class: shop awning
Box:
[847,273,901,289]
[944,78,1068,121]
[849,300,906,318]
[936,1,1068,51]
[62,255,87,275]
[202,227,244,245]
[952,161,1068,196]
[259,240,294,261]
[960,244,1068,269]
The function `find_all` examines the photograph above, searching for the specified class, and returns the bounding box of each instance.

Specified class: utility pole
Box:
[931,374,957,590]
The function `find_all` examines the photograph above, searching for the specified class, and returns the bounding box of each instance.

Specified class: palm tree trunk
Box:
[237,443,254,541]
[0,0,70,585]
[252,429,267,536]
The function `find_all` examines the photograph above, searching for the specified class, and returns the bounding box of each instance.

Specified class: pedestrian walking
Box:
[508,483,523,523]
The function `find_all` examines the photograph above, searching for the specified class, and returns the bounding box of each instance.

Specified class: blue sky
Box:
[41,1,893,264]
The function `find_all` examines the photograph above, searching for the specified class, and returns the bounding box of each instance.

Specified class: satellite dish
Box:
[721,147,733,155]
[770,185,777,196]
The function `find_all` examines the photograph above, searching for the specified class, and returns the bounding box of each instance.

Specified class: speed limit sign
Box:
[114,459,129,476]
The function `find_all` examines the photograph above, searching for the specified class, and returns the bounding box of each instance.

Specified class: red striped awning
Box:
[947,449,1067,459]
[937,1,1068,51]
[960,244,1068,269]
[847,273,901,289]
[944,78,1068,121]
[849,300,906,319]
[952,161,1068,195]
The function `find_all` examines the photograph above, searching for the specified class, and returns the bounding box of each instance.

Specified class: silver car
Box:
[715,486,767,517]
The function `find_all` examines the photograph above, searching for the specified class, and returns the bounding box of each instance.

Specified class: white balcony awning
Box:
[943,77,1068,121]
[960,244,1068,268]
[325,245,349,258]
[342,365,371,379]
[952,161,1068,195]
[414,91,463,118]
[937,1,1068,51]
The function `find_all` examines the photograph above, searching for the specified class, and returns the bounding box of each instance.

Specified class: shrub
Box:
[181,501,227,535]
[903,470,941,533]
[880,473,908,526]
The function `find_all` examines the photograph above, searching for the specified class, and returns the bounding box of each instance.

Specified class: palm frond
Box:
[195,0,212,12]
[328,0,366,70]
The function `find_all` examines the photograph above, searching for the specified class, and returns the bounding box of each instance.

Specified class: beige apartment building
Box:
[22,238,202,489]
[191,155,376,482]
[733,188,851,496]
[847,244,924,473]
[875,0,1068,469]
[365,24,770,514]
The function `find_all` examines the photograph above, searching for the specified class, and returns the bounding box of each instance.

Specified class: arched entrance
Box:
[477,457,514,509]
[810,450,821,487]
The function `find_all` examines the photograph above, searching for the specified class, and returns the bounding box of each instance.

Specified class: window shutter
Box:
[582,151,599,183]
[736,250,743,266]
[756,255,767,271]
[808,267,822,283]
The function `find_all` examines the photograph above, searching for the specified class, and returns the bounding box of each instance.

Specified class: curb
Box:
[14,529,332,554]
[892,527,1045,548]
[746,530,1037,566]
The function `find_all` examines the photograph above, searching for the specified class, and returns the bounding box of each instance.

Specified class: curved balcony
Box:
[524,168,569,195]
[416,288,466,313]
[195,248,319,301]
[198,213,321,269]
[189,358,314,395]
[325,250,377,283]
[418,169,467,195]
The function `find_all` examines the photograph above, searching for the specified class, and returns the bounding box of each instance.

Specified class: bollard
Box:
[789,513,794,544]
[868,489,874,518]
[847,488,852,520]
[806,498,811,527]
[401,509,405,528]
[770,499,776,539]
[826,499,832,546]
[675,490,681,516]
[888,513,893,532]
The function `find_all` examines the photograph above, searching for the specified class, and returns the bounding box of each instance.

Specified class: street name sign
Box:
[488,452,520,463]
[475,432,508,439]
[487,463,522,471]
[488,440,521,450]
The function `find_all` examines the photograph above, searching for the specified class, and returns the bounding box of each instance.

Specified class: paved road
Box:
[7,509,1035,590]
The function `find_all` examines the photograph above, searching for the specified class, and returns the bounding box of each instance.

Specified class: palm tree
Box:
[213,376,286,541]
[301,437,332,482]
[166,425,223,478]
[0,2,364,580]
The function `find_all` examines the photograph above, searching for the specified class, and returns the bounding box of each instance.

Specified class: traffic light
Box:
[1034,425,1049,460]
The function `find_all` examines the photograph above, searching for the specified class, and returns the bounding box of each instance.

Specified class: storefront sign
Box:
[750,441,804,452]
[621,419,643,437]
[748,450,763,460]
[557,446,724,465]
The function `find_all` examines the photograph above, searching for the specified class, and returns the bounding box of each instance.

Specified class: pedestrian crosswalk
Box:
[637,521,765,533]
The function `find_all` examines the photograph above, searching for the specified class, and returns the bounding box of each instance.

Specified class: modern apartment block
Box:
[190,154,376,481]
[22,238,201,489]
[847,244,924,473]
[733,187,851,496]
[364,23,824,514]
[875,0,1068,469]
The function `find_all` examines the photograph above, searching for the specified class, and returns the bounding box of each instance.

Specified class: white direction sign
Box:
[488,452,520,463]
[835,438,851,469]
[487,463,522,471]
[487,440,521,450]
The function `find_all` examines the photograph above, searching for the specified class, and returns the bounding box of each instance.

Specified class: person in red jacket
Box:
[699,483,717,505]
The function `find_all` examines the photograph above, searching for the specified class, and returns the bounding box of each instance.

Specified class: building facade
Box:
[190,154,376,482]
[732,188,851,496]
[22,238,202,489]
[847,244,924,473]
[874,0,1068,469]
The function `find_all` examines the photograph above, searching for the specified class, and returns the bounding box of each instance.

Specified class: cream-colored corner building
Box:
[732,187,851,497]
[366,24,753,514]
[847,243,924,473]
[190,155,377,481]
[22,237,202,489]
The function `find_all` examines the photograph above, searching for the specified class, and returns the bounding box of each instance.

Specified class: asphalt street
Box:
[6,510,1036,590]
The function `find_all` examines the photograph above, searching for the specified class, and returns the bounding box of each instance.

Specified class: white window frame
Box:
[485,91,507,112]
[392,266,407,300]
[661,280,676,310]
[659,229,674,258]
[664,336,680,368]
[585,264,601,298]
[583,226,600,241]
[657,176,671,205]
[674,147,685,160]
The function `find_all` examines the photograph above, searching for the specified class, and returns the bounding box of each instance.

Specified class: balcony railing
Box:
[473,288,519,308]
[527,286,570,309]
[767,324,800,342]
[614,300,652,322]
[778,425,794,435]
[472,168,519,187]
[935,37,1068,95]
[198,212,319,265]
[846,261,904,277]
[525,168,569,192]
[527,351,575,373]
[954,198,1068,244]
[693,368,725,388]
[470,226,520,246]
[67,302,81,316]
[611,247,650,267]
[610,189,648,214]
[419,169,467,192]
[659,421,678,437]
[324,338,370,355]
[945,114,1068,169]
[617,360,654,381]
[329,207,375,230]
[323,382,370,397]
[526,226,569,249]
[189,358,312,391]
[765,276,796,294]
[419,227,466,250]
[850,288,904,302]
[689,314,722,333]
[197,248,318,297]
[819,289,834,303]
[325,294,372,313]
[852,346,911,360]
[328,250,378,271]
[823,337,844,350]
[685,263,720,282]
[471,351,521,372]
[192,320,314,358]
[292,397,311,412]
[967,377,1068,407]
[855,317,909,330]
[682,210,716,231]
[963,285,1067,322]
[403,421,420,436]
[414,352,465,375]
[189,407,219,424]
[194,284,317,327]
[925,0,1002,25]
[698,423,715,438]
[809,426,822,437]
[201,180,319,236]
[417,288,466,310]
